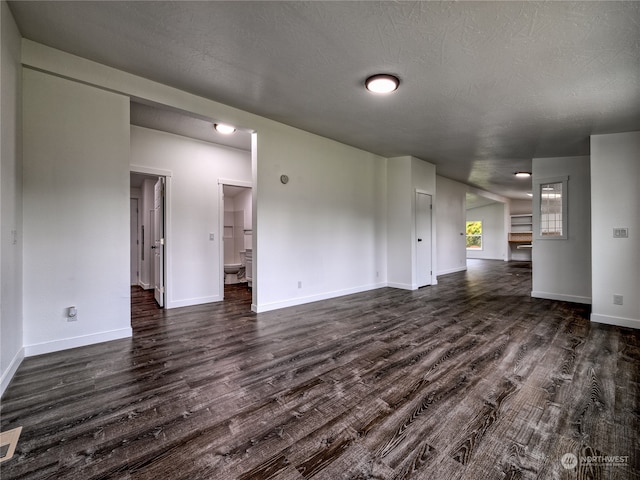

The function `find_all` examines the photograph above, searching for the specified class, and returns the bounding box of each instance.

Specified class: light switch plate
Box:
[613,228,629,238]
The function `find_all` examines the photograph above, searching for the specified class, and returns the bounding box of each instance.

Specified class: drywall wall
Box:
[137,178,156,289]
[386,156,437,289]
[22,69,132,355]
[466,202,507,261]
[411,157,437,286]
[1,1,24,396]
[435,176,467,276]
[255,121,387,310]
[531,156,591,304]
[21,41,390,313]
[591,132,640,328]
[510,199,532,216]
[387,157,413,289]
[130,126,251,308]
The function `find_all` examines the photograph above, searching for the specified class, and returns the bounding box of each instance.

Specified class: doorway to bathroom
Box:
[221,183,253,300]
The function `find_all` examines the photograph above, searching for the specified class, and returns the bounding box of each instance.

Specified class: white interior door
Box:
[416,191,432,287]
[153,178,165,307]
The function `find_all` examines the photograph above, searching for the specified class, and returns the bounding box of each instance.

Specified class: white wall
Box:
[435,176,467,276]
[19,40,392,315]
[411,157,437,286]
[591,132,640,328]
[138,178,156,289]
[255,122,388,310]
[236,187,252,230]
[22,69,132,355]
[131,126,251,308]
[532,156,591,304]
[510,199,532,216]
[466,202,507,261]
[236,187,252,251]
[386,156,437,290]
[386,157,437,289]
[1,1,24,396]
[387,157,413,289]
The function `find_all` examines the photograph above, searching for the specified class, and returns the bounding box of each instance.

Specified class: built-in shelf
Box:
[510,214,533,243]
[509,232,533,243]
[509,214,533,260]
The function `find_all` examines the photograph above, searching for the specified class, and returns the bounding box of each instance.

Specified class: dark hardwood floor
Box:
[1,261,638,479]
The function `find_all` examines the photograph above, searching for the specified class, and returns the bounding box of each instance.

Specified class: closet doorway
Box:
[130,170,170,308]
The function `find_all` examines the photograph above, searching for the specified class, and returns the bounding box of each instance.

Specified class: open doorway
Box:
[130,171,167,308]
[129,100,254,313]
[221,183,253,301]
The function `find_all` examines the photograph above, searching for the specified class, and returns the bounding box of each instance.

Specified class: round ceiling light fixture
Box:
[514,171,531,178]
[214,123,236,134]
[365,74,400,94]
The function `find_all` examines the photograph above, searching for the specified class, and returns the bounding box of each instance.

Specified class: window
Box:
[540,182,562,236]
[535,176,568,240]
[466,220,483,250]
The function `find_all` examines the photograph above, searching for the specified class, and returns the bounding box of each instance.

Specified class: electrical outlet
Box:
[613,294,623,306]
[298,281,302,289]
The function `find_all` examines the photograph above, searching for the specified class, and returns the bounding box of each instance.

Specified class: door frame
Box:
[218,178,253,301]
[129,196,141,286]
[415,189,434,288]
[131,165,172,308]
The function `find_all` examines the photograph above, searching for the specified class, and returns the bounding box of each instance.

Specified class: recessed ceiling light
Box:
[365,74,400,94]
[214,123,236,134]
[515,172,531,178]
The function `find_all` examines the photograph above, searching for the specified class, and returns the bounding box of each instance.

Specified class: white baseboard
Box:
[138,281,151,290]
[24,327,132,357]
[591,313,640,330]
[386,282,415,290]
[1,347,25,397]
[253,282,387,313]
[437,266,467,276]
[166,295,222,309]
[531,291,592,305]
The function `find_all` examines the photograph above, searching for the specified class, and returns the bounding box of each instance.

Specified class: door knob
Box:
[417,238,422,242]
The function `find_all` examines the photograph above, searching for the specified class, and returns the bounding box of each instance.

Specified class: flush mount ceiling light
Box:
[214,123,236,134]
[515,172,531,178]
[365,74,400,94]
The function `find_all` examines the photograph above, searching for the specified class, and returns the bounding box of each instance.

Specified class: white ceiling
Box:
[8,1,640,200]
[130,101,252,151]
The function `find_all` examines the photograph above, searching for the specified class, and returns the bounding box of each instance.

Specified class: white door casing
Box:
[416,191,432,288]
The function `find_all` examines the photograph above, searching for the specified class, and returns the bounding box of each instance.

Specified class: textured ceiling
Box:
[130,102,252,151]
[8,1,640,200]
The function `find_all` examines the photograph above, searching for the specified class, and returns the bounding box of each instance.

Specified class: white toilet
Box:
[224,263,242,275]
[224,263,244,284]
